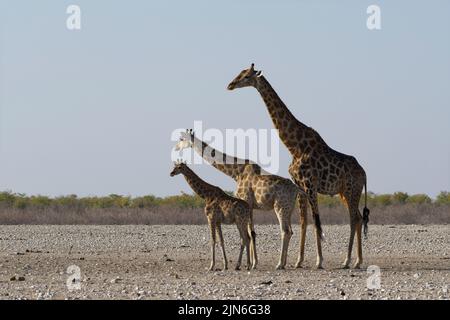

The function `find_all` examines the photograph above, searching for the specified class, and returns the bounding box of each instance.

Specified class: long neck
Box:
[191,136,259,180]
[255,76,322,157]
[181,167,219,199]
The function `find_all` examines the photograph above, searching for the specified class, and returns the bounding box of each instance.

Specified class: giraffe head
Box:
[170,160,189,177]
[174,129,194,151]
[227,63,262,90]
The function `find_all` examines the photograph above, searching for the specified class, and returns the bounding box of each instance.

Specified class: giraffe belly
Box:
[254,198,275,211]
[220,209,236,224]
[317,185,339,196]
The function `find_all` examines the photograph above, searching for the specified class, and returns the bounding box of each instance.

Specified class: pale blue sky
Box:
[1,0,449,198]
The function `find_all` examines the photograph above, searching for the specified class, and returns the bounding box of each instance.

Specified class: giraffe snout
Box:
[227,82,235,90]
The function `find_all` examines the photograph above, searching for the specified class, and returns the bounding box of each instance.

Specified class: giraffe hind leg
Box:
[235,221,247,271]
[342,189,364,269]
[216,224,228,270]
[274,203,294,270]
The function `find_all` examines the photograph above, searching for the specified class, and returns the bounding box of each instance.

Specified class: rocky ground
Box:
[0,225,448,300]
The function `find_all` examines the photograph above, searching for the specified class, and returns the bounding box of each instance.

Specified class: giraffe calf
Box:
[170,161,257,271]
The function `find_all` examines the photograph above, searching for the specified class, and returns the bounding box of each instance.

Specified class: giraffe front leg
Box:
[307,192,323,270]
[295,194,308,269]
[216,224,228,270]
[208,220,217,271]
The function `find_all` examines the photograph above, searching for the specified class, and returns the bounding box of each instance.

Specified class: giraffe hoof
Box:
[235,265,241,271]
[342,265,350,270]
[353,263,361,269]
[295,262,303,269]
[315,265,324,270]
[275,265,285,271]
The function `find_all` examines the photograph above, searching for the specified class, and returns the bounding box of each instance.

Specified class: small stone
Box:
[110,277,122,284]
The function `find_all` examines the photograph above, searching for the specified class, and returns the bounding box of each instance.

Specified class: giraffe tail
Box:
[363,180,370,239]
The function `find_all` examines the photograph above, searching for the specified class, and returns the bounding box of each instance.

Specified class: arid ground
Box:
[0,225,448,300]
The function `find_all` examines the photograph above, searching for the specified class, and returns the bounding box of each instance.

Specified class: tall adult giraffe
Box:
[227,64,370,269]
[174,129,309,269]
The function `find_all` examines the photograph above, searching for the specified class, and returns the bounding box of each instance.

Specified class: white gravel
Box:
[0,224,448,300]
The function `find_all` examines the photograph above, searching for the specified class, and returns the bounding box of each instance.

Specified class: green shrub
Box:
[55,194,78,207]
[160,193,204,208]
[317,194,341,208]
[30,195,52,207]
[373,194,393,206]
[131,195,159,208]
[0,191,16,206]
[0,190,448,210]
[392,192,409,204]
[406,194,432,205]
[436,191,450,205]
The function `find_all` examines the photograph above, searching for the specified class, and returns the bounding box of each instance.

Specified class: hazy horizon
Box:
[1,1,449,198]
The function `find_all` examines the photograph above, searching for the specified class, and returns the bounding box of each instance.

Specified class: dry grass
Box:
[0,203,447,225]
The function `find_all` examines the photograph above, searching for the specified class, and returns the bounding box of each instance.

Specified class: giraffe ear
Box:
[256,70,262,77]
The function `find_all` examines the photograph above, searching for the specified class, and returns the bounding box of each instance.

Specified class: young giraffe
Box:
[227,64,370,269]
[175,130,308,269]
[170,161,257,271]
